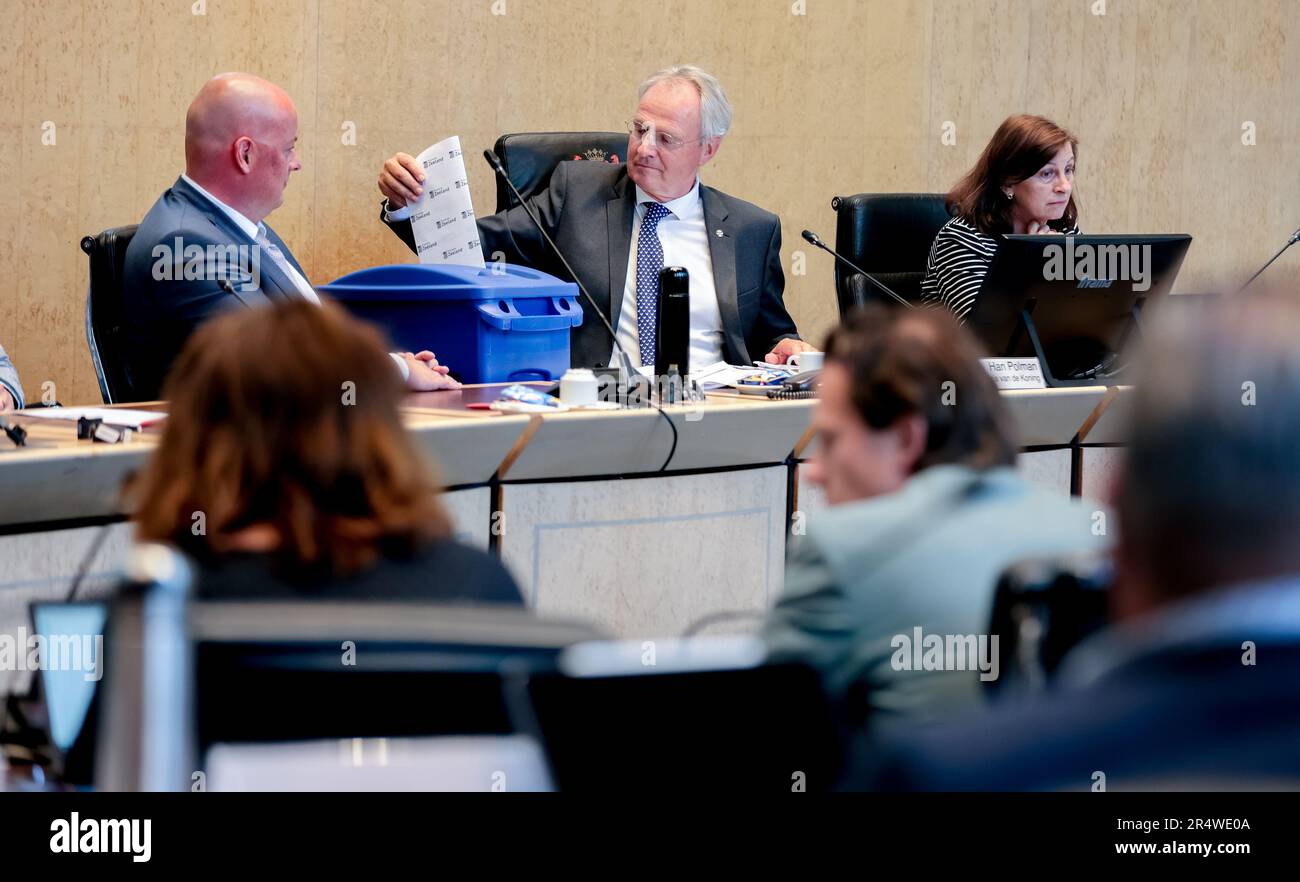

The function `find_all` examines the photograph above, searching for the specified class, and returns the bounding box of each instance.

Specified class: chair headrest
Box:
[492,132,626,212]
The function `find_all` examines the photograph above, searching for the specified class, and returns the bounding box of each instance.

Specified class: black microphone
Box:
[0,415,26,447]
[801,229,913,309]
[1236,227,1300,295]
[482,149,640,388]
[656,266,690,381]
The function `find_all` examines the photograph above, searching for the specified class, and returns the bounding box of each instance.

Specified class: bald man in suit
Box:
[123,73,457,399]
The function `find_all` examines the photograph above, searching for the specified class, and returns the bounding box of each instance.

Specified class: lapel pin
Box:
[715,229,724,237]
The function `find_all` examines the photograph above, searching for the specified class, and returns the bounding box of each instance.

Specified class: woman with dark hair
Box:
[130,299,521,604]
[920,114,1080,322]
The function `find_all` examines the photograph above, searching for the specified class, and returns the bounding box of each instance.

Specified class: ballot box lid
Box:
[319,262,578,303]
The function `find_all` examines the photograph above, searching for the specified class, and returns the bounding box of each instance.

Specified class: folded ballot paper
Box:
[408,136,486,269]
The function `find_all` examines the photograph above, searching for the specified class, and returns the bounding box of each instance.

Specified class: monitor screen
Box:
[967,233,1192,383]
[29,601,108,753]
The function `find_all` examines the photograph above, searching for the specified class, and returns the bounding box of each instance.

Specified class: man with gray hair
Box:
[858,290,1300,790]
[378,65,813,369]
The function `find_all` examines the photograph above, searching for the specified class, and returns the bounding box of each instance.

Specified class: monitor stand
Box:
[1003,298,1145,387]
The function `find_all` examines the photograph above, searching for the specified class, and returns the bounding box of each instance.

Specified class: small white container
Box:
[559,368,599,405]
[789,351,824,370]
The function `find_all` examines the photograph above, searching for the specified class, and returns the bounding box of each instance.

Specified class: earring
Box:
[1004,190,1013,199]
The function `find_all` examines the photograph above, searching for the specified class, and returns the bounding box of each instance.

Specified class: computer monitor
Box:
[89,595,602,790]
[182,602,597,743]
[517,637,844,792]
[966,233,1192,386]
[189,603,598,791]
[27,601,108,754]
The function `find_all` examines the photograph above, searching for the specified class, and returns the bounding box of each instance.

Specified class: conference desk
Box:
[0,384,1125,678]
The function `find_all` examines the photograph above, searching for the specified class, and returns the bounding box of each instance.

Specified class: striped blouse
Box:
[919,215,1080,322]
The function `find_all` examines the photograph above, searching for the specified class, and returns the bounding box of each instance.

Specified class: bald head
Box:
[184,73,301,223]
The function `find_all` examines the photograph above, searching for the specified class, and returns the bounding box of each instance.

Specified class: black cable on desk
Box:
[657,405,678,472]
[65,522,114,603]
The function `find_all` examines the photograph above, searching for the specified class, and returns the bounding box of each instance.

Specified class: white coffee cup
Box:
[559,368,599,405]
[789,351,824,370]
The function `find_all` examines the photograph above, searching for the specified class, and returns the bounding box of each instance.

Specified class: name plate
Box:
[980,357,1046,390]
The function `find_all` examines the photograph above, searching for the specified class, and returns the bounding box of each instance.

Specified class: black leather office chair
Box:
[492,132,626,212]
[830,193,952,318]
[81,225,142,404]
[984,552,1112,699]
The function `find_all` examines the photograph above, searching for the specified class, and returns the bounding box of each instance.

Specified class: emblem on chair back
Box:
[572,147,620,163]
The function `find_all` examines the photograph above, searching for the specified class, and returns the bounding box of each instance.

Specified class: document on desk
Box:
[409,135,486,269]
[18,407,168,428]
[692,362,788,389]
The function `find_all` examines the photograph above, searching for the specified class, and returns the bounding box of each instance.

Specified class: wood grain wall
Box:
[3,0,1297,405]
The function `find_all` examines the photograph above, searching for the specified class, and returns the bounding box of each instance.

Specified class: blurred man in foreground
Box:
[123,72,457,399]
[763,305,1108,730]
[863,292,1300,790]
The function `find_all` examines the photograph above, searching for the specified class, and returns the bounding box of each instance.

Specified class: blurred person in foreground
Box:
[129,299,520,603]
[763,304,1108,730]
[861,290,1300,790]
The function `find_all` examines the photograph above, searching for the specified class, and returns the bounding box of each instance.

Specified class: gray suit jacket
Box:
[122,176,312,399]
[383,161,800,367]
[763,465,1111,730]
[0,343,23,408]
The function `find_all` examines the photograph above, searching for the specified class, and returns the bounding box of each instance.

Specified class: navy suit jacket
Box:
[857,633,1300,791]
[122,177,311,399]
[383,161,800,367]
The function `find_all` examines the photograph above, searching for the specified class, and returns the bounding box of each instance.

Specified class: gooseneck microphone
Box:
[801,229,913,309]
[482,149,640,387]
[1235,227,1300,295]
[481,149,681,471]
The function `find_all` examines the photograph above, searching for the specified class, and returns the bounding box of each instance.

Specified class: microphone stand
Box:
[482,150,643,403]
[801,229,914,309]
[1236,228,1300,295]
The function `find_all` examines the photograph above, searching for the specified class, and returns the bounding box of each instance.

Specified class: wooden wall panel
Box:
[3,0,1298,404]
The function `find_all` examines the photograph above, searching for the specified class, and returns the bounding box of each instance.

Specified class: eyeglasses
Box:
[626,119,705,152]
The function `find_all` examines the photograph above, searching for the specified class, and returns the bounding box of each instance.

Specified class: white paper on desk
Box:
[692,361,785,389]
[17,407,168,428]
[409,136,485,269]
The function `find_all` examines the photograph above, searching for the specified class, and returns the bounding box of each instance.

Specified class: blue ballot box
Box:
[320,263,583,384]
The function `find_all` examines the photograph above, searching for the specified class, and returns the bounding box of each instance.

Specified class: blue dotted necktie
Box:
[635,202,672,367]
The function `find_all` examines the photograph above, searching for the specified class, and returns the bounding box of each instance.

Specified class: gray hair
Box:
[638,65,733,140]
[1119,289,1300,596]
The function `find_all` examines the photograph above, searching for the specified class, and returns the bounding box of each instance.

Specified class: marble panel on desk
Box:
[499,466,788,640]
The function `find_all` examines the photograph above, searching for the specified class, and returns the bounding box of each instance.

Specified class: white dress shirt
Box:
[612,181,724,371]
[184,175,410,380]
